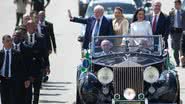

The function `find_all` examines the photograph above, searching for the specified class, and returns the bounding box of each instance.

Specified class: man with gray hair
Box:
[68,5,112,49]
[146,0,169,49]
[100,39,113,55]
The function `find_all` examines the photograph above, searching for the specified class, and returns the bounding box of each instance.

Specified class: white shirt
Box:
[174,9,182,28]
[129,20,153,47]
[152,12,160,26]
[130,20,153,36]
[1,48,12,77]
[13,42,21,52]
[38,21,46,34]
[27,32,35,45]
[92,16,103,37]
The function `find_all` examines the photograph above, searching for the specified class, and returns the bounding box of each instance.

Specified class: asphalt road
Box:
[0,0,184,104]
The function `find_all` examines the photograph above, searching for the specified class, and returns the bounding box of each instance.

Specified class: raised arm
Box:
[68,9,88,24]
[44,0,50,9]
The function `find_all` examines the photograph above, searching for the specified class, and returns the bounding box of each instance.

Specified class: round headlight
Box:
[124,88,136,100]
[144,66,159,84]
[97,67,113,85]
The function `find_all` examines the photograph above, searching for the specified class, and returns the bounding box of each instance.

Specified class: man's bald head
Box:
[38,11,46,22]
[101,40,113,53]
[23,14,30,25]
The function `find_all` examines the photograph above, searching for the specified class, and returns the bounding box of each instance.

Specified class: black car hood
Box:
[93,54,164,67]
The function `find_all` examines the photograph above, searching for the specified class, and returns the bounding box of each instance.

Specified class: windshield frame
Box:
[90,35,164,58]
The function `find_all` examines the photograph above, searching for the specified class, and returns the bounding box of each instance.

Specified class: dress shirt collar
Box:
[153,12,161,17]
[3,48,12,53]
[27,32,35,36]
[39,20,46,26]
[13,42,21,46]
[175,9,182,13]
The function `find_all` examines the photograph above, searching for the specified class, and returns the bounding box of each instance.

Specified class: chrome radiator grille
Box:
[113,67,144,97]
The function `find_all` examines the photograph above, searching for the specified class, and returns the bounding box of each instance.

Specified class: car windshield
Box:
[85,2,136,17]
[90,35,163,57]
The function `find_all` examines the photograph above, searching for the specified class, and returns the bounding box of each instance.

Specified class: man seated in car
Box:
[96,39,113,56]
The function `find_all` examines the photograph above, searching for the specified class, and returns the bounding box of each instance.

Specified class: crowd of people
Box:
[0,0,56,104]
[68,0,185,67]
[1,0,185,104]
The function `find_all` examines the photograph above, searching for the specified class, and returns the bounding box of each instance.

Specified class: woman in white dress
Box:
[130,8,153,36]
[129,8,153,51]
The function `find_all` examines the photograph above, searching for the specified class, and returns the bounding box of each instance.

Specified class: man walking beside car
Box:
[68,5,112,49]
[168,0,185,67]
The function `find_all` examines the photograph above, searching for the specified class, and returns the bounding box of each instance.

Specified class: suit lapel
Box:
[99,16,105,36]
[156,13,163,32]
[0,50,5,69]
[11,50,15,73]
[90,17,96,36]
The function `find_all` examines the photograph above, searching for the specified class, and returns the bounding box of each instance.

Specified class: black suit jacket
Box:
[44,21,57,53]
[0,49,27,80]
[146,12,169,48]
[19,42,33,78]
[70,16,112,49]
[28,32,49,77]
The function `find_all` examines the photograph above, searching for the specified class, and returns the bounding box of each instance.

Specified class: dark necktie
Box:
[15,45,18,50]
[177,10,181,28]
[30,34,33,43]
[5,50,9,77]
[152,15,157,33]
[94,20,100,37]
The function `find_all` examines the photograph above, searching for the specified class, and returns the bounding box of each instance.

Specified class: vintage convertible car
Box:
[76,35,180,104]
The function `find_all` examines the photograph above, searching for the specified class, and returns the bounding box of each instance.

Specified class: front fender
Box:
[148,70,179,103]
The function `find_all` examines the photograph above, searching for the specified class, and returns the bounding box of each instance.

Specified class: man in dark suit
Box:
[38,11,57,54]
[68,5,112,49]
[38,11,56,82]
[146,0,169,49]
[31,0,50,13]
[168,0,185,67]
[0,35,30,104]
[26,20,49,104]
[12,28,33,104]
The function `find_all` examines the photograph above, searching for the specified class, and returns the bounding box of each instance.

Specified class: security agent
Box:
[0,35,30,104]
[26,20,49,104]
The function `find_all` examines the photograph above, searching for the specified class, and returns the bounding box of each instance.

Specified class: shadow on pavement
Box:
[39,100,68,103]
[41,88,70,91]
[42,84,65,88]
[45,82,72,84]
[40,93,61,96]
